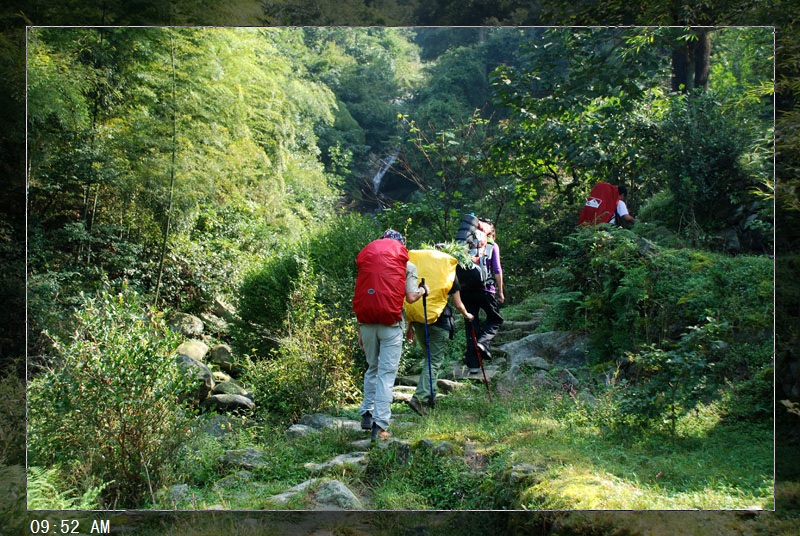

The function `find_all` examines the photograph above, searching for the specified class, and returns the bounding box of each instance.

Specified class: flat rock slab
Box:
[299,413,362,432]
[304,451,369,474]
[220,447,269,470]
[201,393,255,412]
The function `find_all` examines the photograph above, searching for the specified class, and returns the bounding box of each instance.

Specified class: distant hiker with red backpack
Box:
[352,230,429,441]
[609,185,635,226]
[403,247,474,416]
[579,182,635,227]
[455,215,505,375]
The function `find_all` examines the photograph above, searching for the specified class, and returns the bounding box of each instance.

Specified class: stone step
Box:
[501,318,543,331]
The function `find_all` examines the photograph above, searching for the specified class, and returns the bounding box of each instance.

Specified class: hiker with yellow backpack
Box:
[403,247,474,416]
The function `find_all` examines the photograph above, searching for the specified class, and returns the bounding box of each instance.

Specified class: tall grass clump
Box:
[27,282,196,508]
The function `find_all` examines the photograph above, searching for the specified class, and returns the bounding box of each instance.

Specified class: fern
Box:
[27,466,107,510]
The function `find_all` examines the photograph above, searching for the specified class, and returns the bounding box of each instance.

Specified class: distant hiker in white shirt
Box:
[610,185,635,225]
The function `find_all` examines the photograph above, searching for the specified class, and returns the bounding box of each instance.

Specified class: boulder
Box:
[313,480,364,510]
[213,471,252,491]
[718,227,741,253]
[175,353,214,400]
[176,340,210,362]
[392,385,415,402]
[304,452,369,474]
[516,356,552,372]
[211,380,252,400]
[436,378,464,394]
[200,312,229,336]
[198,414,238,438]
[266,479,318,507]
[637,237,658,257]
[168,313,204,337]
[208,344,236,373]
[498,331,587,370]
[213,296,238,323]
[286,424,317,439]
[299,413,362,432]
[432,441,457,456]
[212,371,232,383]
[557,369,580,391]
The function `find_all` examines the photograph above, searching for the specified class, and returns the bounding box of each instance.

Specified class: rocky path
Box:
[165,304,591,510]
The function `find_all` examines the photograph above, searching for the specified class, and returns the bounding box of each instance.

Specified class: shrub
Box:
[547,225,772,428]
[235,251,303,354]
[641,90,766,239]
[243,262,361,424]
[547,226,648,362]
[1,465,26,534]
[27,282,195,508]
[548,226,772,360]
[304,211,380,312]
[235,212,378,359]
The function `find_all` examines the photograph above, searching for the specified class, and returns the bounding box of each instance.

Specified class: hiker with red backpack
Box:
[352,230,429,441]
[578,182,635,227]
[609,185,635,226]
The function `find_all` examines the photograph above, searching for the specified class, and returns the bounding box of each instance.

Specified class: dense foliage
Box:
[544,226,773,433]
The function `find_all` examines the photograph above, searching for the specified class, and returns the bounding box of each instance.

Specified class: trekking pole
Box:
[420,278,435,407]
[468,322,492,399]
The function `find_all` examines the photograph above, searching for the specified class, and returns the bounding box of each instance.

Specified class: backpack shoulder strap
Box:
[485,242,494,261]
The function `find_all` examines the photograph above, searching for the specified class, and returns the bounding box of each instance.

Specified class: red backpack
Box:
[352,238,408,325]
[578,182,620,225]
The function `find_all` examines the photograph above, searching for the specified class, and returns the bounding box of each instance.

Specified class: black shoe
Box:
[361,411,373,430]
[406,397,426,416]
[477,342,492,361]
[371,423,391,441]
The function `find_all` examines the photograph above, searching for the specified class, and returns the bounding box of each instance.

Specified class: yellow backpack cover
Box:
[405,249,457,324]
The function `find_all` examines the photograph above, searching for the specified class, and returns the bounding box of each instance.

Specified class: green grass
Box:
[144,367,773,511]
[365,381,773,511]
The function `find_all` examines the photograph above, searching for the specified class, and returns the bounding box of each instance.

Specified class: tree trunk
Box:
[671,44,692,93]
[694,29,711,90]
[671,29,712,94]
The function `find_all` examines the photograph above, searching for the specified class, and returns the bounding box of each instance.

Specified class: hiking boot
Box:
[371,423,391,441]
[477,342,492,361]
[406,397,426,416]
[468,368,481,374]
[360,411,373,430]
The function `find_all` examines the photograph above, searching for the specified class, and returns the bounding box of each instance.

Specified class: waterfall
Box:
[371,148,399,195]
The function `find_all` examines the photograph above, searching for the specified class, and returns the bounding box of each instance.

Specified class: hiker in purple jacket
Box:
[461,220,505,374]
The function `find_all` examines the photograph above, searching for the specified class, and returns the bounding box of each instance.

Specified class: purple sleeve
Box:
[490,243,502,274]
